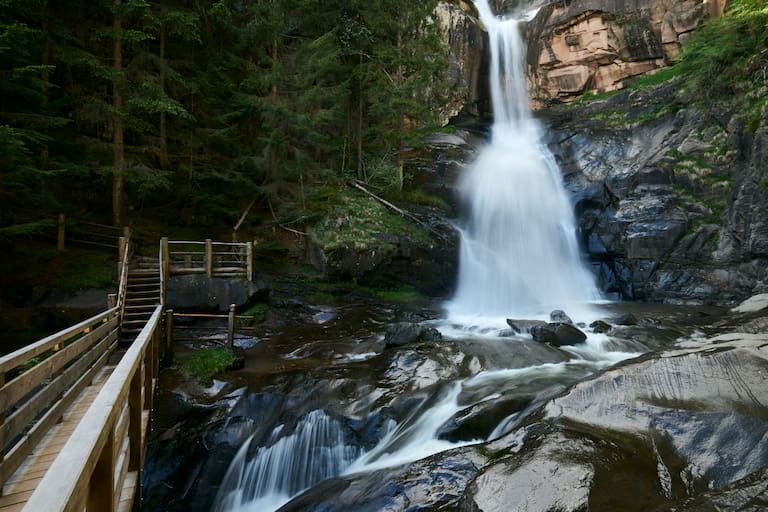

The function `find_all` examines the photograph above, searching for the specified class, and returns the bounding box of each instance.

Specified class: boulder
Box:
[589,319,612,333]
[505,318,547,334]
[731,294,768,314]
[549,309,573,324]
[530,323,587,346]
[614,313,639,326]
[384,322,443,348]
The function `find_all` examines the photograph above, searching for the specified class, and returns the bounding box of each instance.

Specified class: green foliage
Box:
[676,0,768,100]
[177,347,235,386]
[364,284,423,301]
[0,0,452,233]
[242,303,267,324]
[310,191,430,252]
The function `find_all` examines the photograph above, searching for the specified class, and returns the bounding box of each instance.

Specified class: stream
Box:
[141,2,768,510]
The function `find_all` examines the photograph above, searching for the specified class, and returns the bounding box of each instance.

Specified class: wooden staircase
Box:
[121,255,161,343]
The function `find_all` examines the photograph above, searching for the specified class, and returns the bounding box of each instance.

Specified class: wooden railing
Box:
[23,305,163,512]
[116,234,132,325]
[160,238,253,280]
[0,308,120,488]
[56,214,129,251]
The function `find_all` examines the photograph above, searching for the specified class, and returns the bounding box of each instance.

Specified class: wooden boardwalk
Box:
[0,364,116,512]
[0,236,252,512]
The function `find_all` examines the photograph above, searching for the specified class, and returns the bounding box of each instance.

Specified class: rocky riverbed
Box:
[142,292,768,512]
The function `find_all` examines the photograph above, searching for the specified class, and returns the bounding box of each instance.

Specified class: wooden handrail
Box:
[22,305,163,512]
[162,238,252,280]
[0,308,120,488]
[116,234,132,324]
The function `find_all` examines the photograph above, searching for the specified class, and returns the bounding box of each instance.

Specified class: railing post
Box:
[88,428,115,512]
[246,241,253,281]
[164,309,174,367]
[123,225,130,240]
[161,237,170,279]
[118,236,127,266]
[205,239,213,278]
[128,368,143,472]
[57,213,66,251]
[227,304,236,350]
[107,293,117,309]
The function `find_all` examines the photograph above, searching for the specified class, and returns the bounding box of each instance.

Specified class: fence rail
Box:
[0,307,120,489]
[161,238,253,280]
[22,305,163,512]
[56,214,129,251]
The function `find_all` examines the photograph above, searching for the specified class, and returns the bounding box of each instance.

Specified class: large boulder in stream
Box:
[530,322,587,346]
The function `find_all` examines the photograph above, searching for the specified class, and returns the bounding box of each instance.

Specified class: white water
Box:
[445,0,600,326]
[215,5,625,511]
[214,410,361,512]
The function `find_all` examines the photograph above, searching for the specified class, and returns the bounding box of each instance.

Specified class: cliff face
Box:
[525,0,726,105]
[430,0,767,304]
[435,1,487,122]
[542,83,768,303]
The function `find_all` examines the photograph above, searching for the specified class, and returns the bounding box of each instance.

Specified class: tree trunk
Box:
[396,26,404,192]
[357,51,364,181]
[112,0,124,227]
[159,5,169,169]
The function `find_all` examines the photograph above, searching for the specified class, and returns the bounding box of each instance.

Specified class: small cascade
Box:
[214,410,361,512]
[445,0,600,325]
[345,382,477,473]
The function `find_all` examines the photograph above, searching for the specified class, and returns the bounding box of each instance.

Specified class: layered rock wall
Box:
[526,0,727,105]
[434,1,486,122]
[543,83,768,303]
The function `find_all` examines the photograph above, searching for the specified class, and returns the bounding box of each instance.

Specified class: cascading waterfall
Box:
[445,0,600,324]
[214,410,361,512]
[214,5,615,512]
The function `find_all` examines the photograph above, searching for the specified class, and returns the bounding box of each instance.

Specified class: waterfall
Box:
[214,410,361,512]
[445,1,600,324]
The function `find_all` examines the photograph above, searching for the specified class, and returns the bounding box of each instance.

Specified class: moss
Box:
[402,189,450,210]
[364,284,424,302]
[309,191,432,251]
[242,303,267,323]
[627,67,683,90]
[177,347,236,386]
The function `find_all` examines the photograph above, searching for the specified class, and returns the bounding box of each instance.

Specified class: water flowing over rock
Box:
[446,0,600,323]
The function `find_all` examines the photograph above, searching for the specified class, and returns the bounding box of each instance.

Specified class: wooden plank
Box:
[0,309,117,376]
[1,363,115,511]
[0,335,117,488]
[1,326,118,450]
[0,318,118,413]
[22,306,161,512]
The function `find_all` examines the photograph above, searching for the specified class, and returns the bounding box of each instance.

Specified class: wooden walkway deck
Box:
[0,364,116,512]
[0,236,250,512]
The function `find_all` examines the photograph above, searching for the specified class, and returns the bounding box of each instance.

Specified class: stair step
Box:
[126,289,160,297]
[127,284,158,290]
[122,320,148,327]
[125,310,154,317]
[129,269,160,276]
[125,299,157,306]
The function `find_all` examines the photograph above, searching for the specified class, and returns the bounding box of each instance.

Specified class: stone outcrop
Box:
[525,0,727,104]
[434,1,486,122]
[542,80,768,303]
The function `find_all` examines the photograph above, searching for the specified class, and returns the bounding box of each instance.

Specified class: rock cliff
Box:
[435,1,487,121]
[542,80,768,303]
[525,0,727,105]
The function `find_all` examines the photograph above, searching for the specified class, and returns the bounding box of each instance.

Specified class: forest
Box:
[0,0,451,237]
